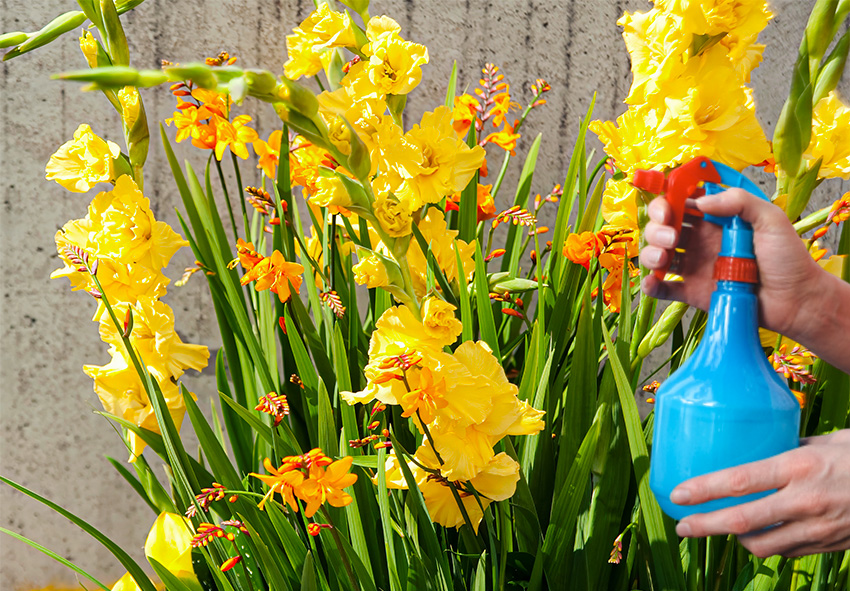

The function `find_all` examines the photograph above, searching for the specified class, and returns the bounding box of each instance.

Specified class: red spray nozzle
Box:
[632,157,722,280]
[632,169,667,194]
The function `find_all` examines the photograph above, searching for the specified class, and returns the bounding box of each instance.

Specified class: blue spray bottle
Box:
[632,157,801,520]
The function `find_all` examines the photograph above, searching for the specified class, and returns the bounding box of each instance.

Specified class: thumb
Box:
[694,188,788,232]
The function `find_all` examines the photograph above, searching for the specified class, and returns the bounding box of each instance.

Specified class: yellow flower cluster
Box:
[49,130,208,459]
[342,303,544,531]
[585,0,773,309]
[592,0,773,229]
[805,91,850,180]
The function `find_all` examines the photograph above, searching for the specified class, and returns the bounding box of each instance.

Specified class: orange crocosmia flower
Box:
[446,183,497,222]
[191,88,231,118]
[563,232,603,270]
[290,137,335,197]
[400,366,448,425]
[166,103,212,143]
[452,94,480,137]
[254,130,283,179]
[191,122,217,151]
[484,123,521,156]
[298,456,358,518]
[213,114,259,161]
[236,239,263,271]
[251,457,305,510]
[489,90,519,127]
[240,250,304,303]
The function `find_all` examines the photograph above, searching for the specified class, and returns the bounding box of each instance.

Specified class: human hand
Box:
[671,430,850,557]
[640,188,825,342]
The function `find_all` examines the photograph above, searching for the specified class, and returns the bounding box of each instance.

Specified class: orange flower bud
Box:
[502,308,523,318]
[220,556,242,572]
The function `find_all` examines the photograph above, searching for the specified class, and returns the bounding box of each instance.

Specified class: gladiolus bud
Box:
[806,0,839,65]
[0,31,28,49]
[100,0,130,66]
[637,301,689,359]
[813,29,849,104]
[122,308,133,338]
[15,11,86,55]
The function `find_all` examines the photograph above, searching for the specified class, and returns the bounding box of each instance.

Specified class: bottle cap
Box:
[713,256,758,283]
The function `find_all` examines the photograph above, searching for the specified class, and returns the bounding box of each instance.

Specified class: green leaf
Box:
[455,241,474,342]
[600,322,685,590]
[302,550,319,591]
[0,527,113,591]
[459,126,480,242]
[0,477,158,591]
[503,133,542,275]
[148,558,201,591]
[317,378,339,457]
[550,94,595,283]
[474,240,501,358]
[376,448,405,591]
[106,456,160,514]
[444,61,458,108]
[542,404,603,583]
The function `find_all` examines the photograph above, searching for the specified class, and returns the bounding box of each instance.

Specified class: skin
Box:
[640,189,850,557]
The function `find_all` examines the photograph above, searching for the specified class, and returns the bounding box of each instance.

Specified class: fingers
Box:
[737,521,850,558]
[641,274,689,303]
[647,196,673,225]
[694,188,786,232]
[675,492,792,539]
[644,221,679,249]
[671,454,792,506]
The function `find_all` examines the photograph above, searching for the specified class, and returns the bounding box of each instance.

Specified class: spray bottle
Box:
[632,157,801,520]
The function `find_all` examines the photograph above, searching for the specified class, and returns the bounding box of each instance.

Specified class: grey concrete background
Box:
[1,0,847,588]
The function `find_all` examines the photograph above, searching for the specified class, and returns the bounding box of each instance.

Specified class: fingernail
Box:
[676,522,693,537]
[643,248,662,266]
[670,488,691,504]
[657,227,676,248]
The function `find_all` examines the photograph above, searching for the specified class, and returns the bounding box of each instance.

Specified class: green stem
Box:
[320,507,361,591]
[215,157,240,242]
[231,152,252,245]
[794,203,832,235]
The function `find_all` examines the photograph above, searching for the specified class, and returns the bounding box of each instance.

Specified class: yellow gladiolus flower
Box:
[382,446,520,532]
[805,92,850,180]
[86,175,189,271]
[353,252,390,288]
[373,190,413,237]
[85,351,189,458]
[660,46,771,170]
[117,86,141,130]
[619,8,690,104]
[655,0,772,40]
[145,512,197,582]
[591,105,694,175]
[343,28,429,99]
[52,222,169,321]
[428,341,544,480]
[342,304,454,406]
[406,209,475,299]
[300,4,357,51]
[601,179,639,230]
[392,106,486,210]
[79,30,98,69]
[111,572,143,591]
[310,175,353,214]
[98,297,210,382]
[421,297,463,344]
[45,123,120,193]
[284,5,355,80]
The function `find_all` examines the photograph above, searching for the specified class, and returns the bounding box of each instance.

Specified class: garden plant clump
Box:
[1,0,849,589]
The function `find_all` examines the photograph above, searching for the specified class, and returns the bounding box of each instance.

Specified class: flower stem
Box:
[320,508,361,591]
[215,156,240,242]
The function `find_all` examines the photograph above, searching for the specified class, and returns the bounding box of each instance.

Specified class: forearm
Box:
[792,270,850,373]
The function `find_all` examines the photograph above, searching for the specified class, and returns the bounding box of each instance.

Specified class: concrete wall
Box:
[1,0,846,588]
